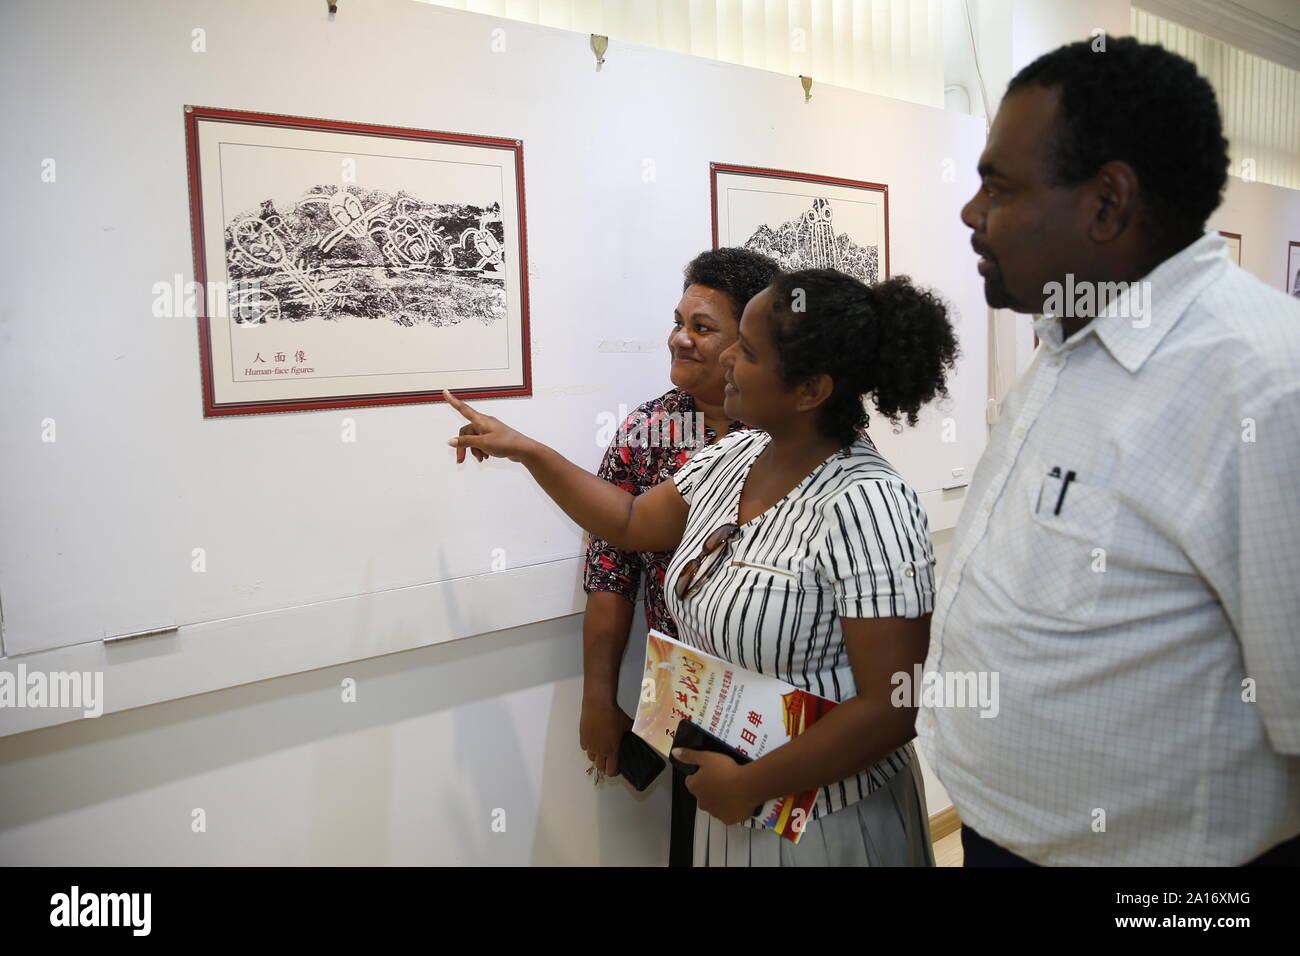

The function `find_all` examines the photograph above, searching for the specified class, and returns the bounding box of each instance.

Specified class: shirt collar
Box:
[1032,228,1230,374]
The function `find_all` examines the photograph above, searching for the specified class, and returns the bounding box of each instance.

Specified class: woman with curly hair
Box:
[446,268,958,866]
[580,247,778,868]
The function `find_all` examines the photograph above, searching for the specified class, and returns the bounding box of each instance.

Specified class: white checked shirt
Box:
[917,230,1300,865]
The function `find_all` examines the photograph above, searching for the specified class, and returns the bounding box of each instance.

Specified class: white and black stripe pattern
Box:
[667,429,936,827]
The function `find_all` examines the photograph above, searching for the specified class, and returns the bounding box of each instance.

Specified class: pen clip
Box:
[1036,466,1063,513]
[1054,470,1076,515]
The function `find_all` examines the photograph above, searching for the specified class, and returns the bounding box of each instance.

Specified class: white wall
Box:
[0,0,993,863]
[1011,0,1132,75]
[4,0,1293,866]
[0,0,988,676]
[0,610,668,865]
[0,528,955,866]
[1210,175,1300,288]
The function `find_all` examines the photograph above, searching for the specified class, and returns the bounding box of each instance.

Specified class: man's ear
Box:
[1089,160,1140,243]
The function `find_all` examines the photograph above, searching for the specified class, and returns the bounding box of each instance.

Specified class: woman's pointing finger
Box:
[442,388,480,423]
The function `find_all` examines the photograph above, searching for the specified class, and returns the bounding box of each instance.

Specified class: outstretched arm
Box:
[443,389,688,553]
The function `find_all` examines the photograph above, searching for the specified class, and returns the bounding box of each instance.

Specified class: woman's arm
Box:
[741,614,930,801]
[444,389,688,553]
[677,614,931,823]
[580,591,636,776]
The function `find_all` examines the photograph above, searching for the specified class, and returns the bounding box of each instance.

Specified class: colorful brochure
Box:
[632,629,838,844]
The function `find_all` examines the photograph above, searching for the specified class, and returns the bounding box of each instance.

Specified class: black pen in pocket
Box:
[1054,470,1077,515]
[1036,466,1062,513]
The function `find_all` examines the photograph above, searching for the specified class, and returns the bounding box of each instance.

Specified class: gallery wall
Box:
[0,0,990,734]
[1210,174,1300,290]
[4,0,1298,868]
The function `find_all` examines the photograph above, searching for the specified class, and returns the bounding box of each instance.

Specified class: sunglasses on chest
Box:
[673,523,741,601]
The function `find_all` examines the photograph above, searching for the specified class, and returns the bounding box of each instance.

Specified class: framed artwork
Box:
[710,163,889,284]
[1218,230,1241,267]
[1289,241,1300,299]
[184,105,530,417]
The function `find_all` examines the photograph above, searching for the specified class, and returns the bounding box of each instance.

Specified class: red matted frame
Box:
[184,105,531,417]
[708,162,890,280]
[1218,230,1242,266]
[1287,240,1300,296]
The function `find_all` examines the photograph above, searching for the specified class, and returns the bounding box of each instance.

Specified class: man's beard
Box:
[982,270,1029,313]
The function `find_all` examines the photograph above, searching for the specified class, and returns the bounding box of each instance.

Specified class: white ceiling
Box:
[1232,0,1300,34]
[1137,0,1300,70]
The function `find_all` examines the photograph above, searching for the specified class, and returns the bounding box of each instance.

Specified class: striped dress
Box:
[665,428,937,866]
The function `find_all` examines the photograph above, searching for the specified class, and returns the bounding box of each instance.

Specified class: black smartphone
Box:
[617,731,666,791]
[670,718,763,818]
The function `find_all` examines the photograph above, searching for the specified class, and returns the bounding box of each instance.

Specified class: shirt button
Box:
[903,565,915,578]
[1013,426,1026,439]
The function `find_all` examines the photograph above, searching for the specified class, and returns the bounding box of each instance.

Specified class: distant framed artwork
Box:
[710,163,889,284]
[1289,241,1300,299]
[1218,230,1241,267]
[184,105,531,417]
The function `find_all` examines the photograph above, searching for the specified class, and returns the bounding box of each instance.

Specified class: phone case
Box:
[669,718,763,818]
[617,731,666,791]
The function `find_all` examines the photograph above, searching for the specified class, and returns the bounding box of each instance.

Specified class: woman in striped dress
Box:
[446,268,958,866]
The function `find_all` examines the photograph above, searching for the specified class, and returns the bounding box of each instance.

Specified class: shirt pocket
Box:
[1016,473,1119,626]
[726,557,819,592]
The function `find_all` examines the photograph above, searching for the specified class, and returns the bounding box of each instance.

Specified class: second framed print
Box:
[1218,230,1241,266]
[710,163,889,283]
[1288,241,1300,299]
[185,106,531,417]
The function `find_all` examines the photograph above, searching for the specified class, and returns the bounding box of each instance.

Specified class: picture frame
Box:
[710,162,889,284]
[184,105,531,417]
[1288,241,1300,299]
[1218,230,1241,267]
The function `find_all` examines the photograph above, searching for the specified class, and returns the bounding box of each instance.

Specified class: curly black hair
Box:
[766,270,959,446]
[683,247,781,321]
[1007,36,1228,255]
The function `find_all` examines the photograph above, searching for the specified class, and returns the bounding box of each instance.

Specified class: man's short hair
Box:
[1007,37,1229,252]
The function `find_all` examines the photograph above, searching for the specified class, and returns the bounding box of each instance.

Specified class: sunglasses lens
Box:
[705,524,737,551]
[677,525,738,602]
[675,559,699,598]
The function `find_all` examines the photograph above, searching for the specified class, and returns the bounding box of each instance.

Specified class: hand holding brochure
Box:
[632,629,837,844]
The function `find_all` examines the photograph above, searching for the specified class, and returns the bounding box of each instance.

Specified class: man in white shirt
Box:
[918,37,1300,865]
